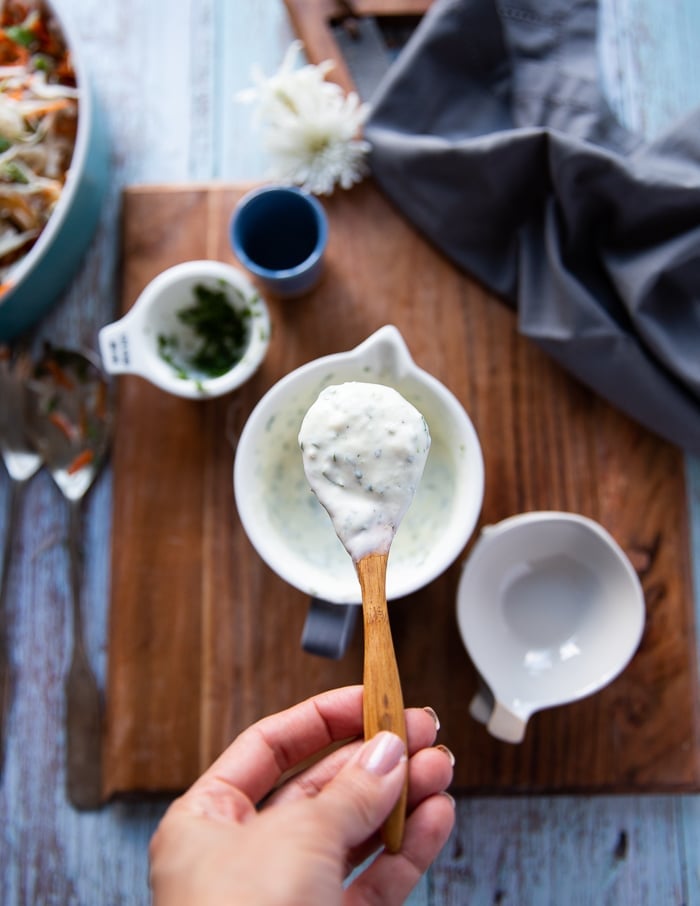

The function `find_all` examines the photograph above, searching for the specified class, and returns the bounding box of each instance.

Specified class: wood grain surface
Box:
[103,180,699,799]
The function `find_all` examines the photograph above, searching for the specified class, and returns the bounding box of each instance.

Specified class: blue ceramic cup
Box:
[230,185,328,299]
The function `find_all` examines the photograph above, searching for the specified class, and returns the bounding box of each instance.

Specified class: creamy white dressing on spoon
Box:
[298,380,431,853]
[298,382,431,562]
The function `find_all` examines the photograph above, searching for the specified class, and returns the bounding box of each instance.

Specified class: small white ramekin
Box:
[98,259,270,400]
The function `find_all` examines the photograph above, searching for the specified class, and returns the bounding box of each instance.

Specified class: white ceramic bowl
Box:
[98,260,270,399]
[456,511,645,743]
[234,325,485,604]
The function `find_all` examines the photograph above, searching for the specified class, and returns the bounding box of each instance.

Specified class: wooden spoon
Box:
[298,382,431,853]
[356,551,407,853]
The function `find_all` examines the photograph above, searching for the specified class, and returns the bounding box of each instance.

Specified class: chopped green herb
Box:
[158,334,188,380]
[1,161,29,184]
[6,25,35,48]
[157,282,252,382]
[31,53,53,73]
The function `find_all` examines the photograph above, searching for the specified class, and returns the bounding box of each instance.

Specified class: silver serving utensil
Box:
[25,345,112,809]
[0,345,42,777]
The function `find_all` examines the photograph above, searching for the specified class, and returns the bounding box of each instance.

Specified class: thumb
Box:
[313,731,407,851]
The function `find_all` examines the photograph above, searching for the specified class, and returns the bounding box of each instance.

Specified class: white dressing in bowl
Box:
[234,325,484,605]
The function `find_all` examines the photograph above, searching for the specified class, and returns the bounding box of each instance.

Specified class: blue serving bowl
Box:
[0,1,110,342]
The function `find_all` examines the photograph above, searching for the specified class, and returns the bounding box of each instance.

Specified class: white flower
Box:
[236,41,371,196]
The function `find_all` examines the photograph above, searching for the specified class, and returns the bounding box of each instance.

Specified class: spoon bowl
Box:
[0,347,43,484]
[26,346,111,499]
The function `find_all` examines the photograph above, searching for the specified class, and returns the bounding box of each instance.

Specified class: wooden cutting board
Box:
[102,181,700,799]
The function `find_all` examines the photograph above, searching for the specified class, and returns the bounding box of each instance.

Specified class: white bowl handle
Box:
[98,316,139,375]
[469,681,494,725]
[487,700,529,744]
[349,325,415,379]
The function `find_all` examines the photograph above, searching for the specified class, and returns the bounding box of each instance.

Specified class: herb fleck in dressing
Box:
[299,382,431,562]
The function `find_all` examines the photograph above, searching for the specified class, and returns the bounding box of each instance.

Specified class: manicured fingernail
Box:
[360,732,406,775]
[441,791,456,808]
[436,744,456,766]
[423,706,440,731]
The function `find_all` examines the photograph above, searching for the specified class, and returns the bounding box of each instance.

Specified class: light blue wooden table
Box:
[1,1,699,903]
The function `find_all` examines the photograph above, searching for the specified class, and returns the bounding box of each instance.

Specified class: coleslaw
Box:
[0,0,77,292]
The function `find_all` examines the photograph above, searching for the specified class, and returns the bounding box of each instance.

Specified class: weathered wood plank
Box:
[435,794,691,905]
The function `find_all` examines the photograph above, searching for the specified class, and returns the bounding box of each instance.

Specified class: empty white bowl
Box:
[234,325,485,604]
[456,511,645,743]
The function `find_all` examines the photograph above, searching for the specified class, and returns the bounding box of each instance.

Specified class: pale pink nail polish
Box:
[360,732,406,775]
[436,744,456,766]
[441,791,457,808]
[423,706,441,731]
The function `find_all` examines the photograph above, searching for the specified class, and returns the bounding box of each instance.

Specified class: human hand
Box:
[149,685,455,906]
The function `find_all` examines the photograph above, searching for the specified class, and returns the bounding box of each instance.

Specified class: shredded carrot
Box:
[45,358,74,389]
[66,449,93,475]
[0,34,28,65]
[0,281,14,297]
[24,97,71,117]
[56,52,74,82]
[49,410,77,441]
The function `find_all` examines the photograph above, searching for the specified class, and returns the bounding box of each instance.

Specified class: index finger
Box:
[189,685,365,806]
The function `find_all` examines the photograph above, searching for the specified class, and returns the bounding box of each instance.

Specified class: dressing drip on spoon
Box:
[299,381,431,851]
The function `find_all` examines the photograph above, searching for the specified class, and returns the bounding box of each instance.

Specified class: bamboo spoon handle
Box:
[356,552,407,854]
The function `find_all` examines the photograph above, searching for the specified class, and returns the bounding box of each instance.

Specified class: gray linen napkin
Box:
[365,0,700,454]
